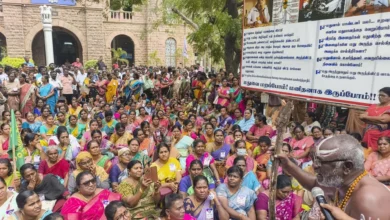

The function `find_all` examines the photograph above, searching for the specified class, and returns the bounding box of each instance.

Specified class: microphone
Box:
[311,187,334,220]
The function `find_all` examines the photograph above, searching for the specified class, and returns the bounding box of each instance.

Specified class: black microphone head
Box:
[312,187,325,197]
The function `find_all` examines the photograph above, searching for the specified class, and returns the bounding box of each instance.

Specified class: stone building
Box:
[0,0,194,67]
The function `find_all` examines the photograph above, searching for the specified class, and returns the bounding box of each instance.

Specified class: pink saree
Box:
[61,189,121,220]
[365,152,390,187]
[256,192,302,220]
[216,87,230,107]
[20,83,35,118]
[290,136,314,164]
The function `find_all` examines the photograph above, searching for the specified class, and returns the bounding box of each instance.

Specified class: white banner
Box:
[241,0,390,107]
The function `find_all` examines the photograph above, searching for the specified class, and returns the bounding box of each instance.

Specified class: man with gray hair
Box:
[275,135,390,219]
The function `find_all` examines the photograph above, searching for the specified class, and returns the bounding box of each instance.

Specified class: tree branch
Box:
[171,7,199,30]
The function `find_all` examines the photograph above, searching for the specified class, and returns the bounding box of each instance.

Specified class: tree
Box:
[160,0,243,74]
[148,50,163,66]
[111,48,129,65]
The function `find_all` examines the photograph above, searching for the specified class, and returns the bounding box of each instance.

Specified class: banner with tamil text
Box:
[241,0,390,106]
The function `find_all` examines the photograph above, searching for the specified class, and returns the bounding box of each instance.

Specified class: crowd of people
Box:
[0,60,389,220]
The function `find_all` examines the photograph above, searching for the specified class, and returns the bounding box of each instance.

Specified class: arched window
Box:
[165,38,176,67]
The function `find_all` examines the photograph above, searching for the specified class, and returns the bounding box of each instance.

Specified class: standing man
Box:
[60,67,76,104]
[72,58,83,68]
[0,65,8,84]
[23,56,34,67]
[49,69,63,98]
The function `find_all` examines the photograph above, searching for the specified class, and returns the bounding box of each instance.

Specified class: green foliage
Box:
[110,0,145,11]
[148,51,162,66]
[84,60,98,70]
[0,57,34,68]
[111,48,129,65]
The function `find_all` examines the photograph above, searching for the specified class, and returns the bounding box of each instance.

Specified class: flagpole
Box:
[11,110,16,174]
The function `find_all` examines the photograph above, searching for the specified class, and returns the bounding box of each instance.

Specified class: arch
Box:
[111,35,135,65]
[32,27,83,66]
[165,38,176,67]
[25,20,86,59]
[105,31,139,65]
[0,32,6,60]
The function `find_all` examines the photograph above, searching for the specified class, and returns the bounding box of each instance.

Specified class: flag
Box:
[8,110,25,170]
[183,38,188,58]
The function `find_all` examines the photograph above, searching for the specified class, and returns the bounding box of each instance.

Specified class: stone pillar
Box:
[40,5,54,65]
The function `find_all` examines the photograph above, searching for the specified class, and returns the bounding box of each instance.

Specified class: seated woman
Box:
[216,166,257,219]
[35,107,51,125]
[109,148,131,192]
[48,126,80,163]
[312,126,324,146]
[232,129,253,156]
[0,158,20,190]
[289,125,314,166]
[133,128,154,158]
[78,109,90,130]
[323,127,335,138]
[118,160,161,219]
[246,114,273,147]
[87,140,112,174]
[160,193,195,220]
[255,174,302,220]
[179,160,214,197]
[109,123,133,149]
[128,138,151,168]
[68,152,110,194]
[151,143,182,193]
[301,112,321,136]
[184,175,229,220]
[39,115,58,143]
[206,129,231,182]
[102,110,118,137]
[55,112,67,127]
[0,123,10,159]
[38,145,70,187]
[0,176,18,218]
[80,120,108,148]
[22,133,46,169]
[226,140,257,173]
[89,129,114,157]
[22,112,42,134]
[169,125,185,160]
[104,201,130,220]
[199,123,215,143]
[19,163,68,212]
[61,171,121,220]
[66,115,86,141]
[254,136,271,182]
[185,139,220,187]
[365,136,390,187]
[8,190,52,220]
[233,156,262,194]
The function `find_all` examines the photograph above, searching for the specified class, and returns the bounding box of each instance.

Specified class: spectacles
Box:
[115,209,130,220]
[81,177,96,186]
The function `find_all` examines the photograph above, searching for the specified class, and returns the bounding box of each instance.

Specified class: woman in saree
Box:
[96,73,109,100]
[87,140,112,174]
[238,109,255,133]
[39,115,57,143]
[22,112,42,134]
[61,171,121,220]
[151,143,182,192]
[360,87,390,151]
[192,75,205,100]
[80,120,108,148]
[216,78,230,107]
[230,77,245,113]
[365,136,390,187]
[37,75,56,114]
[133,128,155,158]
[102,110,118,137]
[38,145,70,187]
[172,71,182,99]
[216,166,257,219]
[55,107,68,126]
[48,126,81,163]
[180,160,210,197]
[68,152,110,194]
[106,73,119,104]
[78,109,90,130]
[200,123,215,143]
[35,107,51,125]
[0,123,10,159]
[247,114,273,147]
[161,193,195,220]
[206,129,231,181]
[312,126,324,147]
[233,156,262,194]
[66,115,86,140]
[19,163,67,212]
[185,140,220,188]
[182,119,197,140]
[22,133,46,170]
[0,177,18,219]
[253,136,271,182]
[125,110,138,132]
[169,125,185,160]
[0,159,20,190]
[109,148,132,192]
[256,174,302,220]
[4,71,20,111]
[89,130,114,159]
[129,73,143,101]
[109,123,133,149]
[136,107,152,125]
[118,160,161,219]
[226,140,257,174]
[19,73,36,118]
[184,175,229,220]
[289,124,314,166]
[8,190,52,220]
[128,138,151,169]
[34,99,44,117]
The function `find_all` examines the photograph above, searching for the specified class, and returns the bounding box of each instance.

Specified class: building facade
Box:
[0,0,194,67]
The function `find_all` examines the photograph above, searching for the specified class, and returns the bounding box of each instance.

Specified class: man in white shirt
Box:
[76,68,87,88]
[49,70,63,97]
[0,66,8,84]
